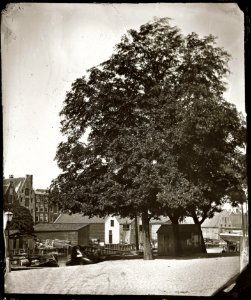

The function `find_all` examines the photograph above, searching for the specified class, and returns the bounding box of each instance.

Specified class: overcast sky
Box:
[2,3,245,189]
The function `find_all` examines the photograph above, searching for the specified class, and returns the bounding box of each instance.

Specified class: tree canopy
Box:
[50,18,246,258]
[5,203,34,236]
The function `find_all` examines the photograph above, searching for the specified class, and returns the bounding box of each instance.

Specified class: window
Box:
[44,205,48,212]
[39,214,44,222]
[123,224,130,231]
[44,214,48,222]
[40,206,44,212]
[25,198,29,207]
[139,225,143,232]
[36,206,39,212]
[25,188,30,196]
[35,215,39,222]
[110,220,114,227]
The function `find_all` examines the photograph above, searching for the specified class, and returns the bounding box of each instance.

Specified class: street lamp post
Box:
[4,211,13,273]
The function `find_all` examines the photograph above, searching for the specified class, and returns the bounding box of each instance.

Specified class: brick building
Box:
[34,189,59,224]
[3,175,59,224]
[3,175,35,219]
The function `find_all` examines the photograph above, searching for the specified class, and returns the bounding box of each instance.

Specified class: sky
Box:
[2,3,245,189]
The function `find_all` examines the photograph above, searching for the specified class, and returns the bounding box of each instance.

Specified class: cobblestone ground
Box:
[5,256,240,296]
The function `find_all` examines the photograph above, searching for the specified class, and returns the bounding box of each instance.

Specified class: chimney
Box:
[9,175,14,179]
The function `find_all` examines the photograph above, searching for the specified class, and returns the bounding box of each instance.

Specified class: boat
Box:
[11,254,59,270]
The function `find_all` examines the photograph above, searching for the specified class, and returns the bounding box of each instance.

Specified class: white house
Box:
[105,216,134,244]
[104,216,170,245]
[105,216,120,244]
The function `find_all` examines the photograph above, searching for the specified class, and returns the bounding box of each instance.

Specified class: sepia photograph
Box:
[2,2,249,297]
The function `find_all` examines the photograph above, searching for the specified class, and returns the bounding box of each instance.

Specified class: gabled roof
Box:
[157,224,199,234]
[201,210,230,228]
[114,216,133,224]
[35,189,48,195]
[54,213,107,224]
[3,178,25,193]
[182,217,194,224]
[150,216,171,224]
[3,185,9,194]
[34,223,88,232]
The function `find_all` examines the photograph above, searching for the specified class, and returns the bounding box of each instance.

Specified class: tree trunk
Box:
[169,215,181,256]
[134,215,139,251]
[172,222,181,256]
[192,214,207,253]
[142,211,153,260]
[198,224,207,253]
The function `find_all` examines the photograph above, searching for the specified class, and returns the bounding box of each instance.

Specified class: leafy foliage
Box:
[51,18,246,257]
[6,203,34,235]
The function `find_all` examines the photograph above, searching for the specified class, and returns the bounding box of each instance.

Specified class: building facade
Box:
[55,213,106,243]
[3,179,18,208]
[3,175,59,224]
[34,189,59,224]
[3,175,35,219]
[34,223,89,246]
[201,210,232,241]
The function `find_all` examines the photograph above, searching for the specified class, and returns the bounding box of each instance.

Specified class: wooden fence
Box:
[10,243,137,257]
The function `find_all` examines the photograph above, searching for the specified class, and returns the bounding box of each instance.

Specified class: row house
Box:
[3,179,18,208]
[3,175,35,218]
[35,189,59,224]
[3,175,59,224]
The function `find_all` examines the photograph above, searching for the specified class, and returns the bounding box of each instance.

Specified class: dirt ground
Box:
[5,256,240,296]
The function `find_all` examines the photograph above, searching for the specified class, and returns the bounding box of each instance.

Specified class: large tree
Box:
[51,18,246,259]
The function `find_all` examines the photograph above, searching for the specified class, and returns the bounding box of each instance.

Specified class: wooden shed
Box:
[157,224,204,256]
[34,223,90,246]
[54,213,105,243]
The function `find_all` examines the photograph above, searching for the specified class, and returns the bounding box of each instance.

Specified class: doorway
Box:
[109,230,113,244]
